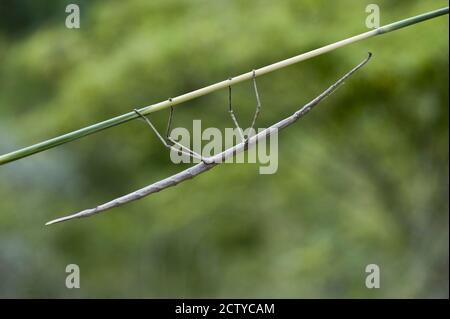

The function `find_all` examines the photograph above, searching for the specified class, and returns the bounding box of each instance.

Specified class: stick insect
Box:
[46,53,372,225]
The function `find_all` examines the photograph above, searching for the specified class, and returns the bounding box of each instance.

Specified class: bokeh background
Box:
[0,0,448,298]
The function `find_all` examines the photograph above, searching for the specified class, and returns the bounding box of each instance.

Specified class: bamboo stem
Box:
[1,7,448,166]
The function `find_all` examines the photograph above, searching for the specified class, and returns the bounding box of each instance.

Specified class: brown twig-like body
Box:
[46,53,372,226]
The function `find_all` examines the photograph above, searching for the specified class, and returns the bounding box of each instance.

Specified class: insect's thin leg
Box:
[173,147,205,160]
[163,105,211,162]
[165,105,174,140]
[133,109,197,158]
[134,109,172,148]
[167,137,205,161]
[135,108,213,164]
[163,106,192,154]
[249,70,261,134]
[227,82,245,142]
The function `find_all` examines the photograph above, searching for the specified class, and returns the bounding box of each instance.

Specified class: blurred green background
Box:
[0,0,448,298]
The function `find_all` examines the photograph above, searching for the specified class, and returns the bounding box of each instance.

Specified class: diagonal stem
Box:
[1,7,446,166]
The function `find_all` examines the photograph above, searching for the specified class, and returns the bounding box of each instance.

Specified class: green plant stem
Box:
[0,6,448,166]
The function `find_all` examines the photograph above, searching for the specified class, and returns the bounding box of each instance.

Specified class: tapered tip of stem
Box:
[45,215,77,226]
[45,209,93,226]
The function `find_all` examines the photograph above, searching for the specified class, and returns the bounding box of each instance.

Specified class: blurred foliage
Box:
[0,0,448,298]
